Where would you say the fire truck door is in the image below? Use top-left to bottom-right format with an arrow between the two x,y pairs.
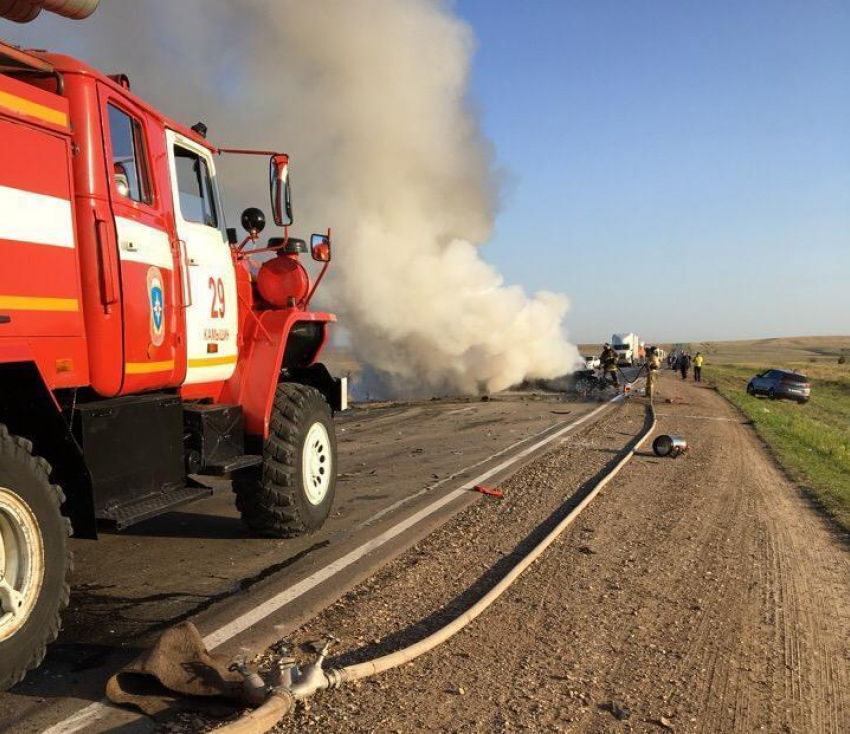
101,96 -> 181,391
166,131 -> 239,385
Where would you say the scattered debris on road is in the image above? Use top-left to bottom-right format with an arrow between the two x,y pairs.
472,484 -> 504,498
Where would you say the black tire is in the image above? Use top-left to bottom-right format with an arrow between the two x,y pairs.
0,425 -> 72,692
233,384 -> 337,538
747,384 -> 756,396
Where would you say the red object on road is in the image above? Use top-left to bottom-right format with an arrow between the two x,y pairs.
473,485 -> 504,498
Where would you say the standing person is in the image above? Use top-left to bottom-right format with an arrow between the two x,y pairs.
693,351 -> 704,382
679,351 -> 691,380
646,346 -> 661,399
600,343 -> 619,390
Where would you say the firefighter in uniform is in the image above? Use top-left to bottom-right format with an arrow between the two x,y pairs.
646,346 -> 661,399
600,343 -> 619,390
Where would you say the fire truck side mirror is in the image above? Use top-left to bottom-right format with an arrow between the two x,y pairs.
270,154 -> 293,227
310,233 -> 332,262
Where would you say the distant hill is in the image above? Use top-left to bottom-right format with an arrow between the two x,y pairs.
687,336 -> 850,365
578,336 -> 850,365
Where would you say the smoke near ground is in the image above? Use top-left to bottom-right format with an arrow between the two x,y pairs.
8,0 -> 581,395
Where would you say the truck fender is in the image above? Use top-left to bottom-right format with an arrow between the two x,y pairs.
220,310 -> 336,437
0,360 -> 96,538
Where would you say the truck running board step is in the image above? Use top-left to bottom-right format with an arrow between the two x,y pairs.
101,485 -> 214,530
200,454 -> 263,476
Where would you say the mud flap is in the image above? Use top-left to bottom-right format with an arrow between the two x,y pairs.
287,363 -> 348,412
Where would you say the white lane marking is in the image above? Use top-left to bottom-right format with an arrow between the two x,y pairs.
41,394 -> 623,734
444,405 -> 477,416
0,185 -> 74,248
41,703 -> 114,734
654,412 -> 745,423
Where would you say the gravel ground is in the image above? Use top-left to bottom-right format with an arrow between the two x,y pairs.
157,373 -> 849,733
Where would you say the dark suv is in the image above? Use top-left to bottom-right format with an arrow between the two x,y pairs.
747,369 -> 811,404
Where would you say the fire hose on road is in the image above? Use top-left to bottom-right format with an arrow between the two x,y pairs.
213,395 -> 658,733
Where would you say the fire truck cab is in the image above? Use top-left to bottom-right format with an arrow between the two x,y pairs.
0,41 -> 345,690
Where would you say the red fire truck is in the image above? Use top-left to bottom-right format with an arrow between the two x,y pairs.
0,37 -> 346,689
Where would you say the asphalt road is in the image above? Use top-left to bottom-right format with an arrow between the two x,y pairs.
0,387 -> 626,733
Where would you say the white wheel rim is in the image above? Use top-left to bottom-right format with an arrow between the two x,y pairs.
0,486 -> 44,641
302,422 -> 332,506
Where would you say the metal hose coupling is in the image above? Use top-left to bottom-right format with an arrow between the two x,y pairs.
269,649 -> 299,690
228,656 -> 271,706
323,667 -> 344,689
287,663 -> 331,699
282,635 -> 343,699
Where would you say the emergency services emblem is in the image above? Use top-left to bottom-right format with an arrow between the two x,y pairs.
147,267 -> 165,347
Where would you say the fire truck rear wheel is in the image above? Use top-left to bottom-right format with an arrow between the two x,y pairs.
0,426 -> 72,692
234,384 -> 337,538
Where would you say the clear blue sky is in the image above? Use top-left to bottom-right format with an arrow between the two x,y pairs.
456,0 -> 850,344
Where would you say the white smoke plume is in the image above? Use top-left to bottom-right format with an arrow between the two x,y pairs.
9,0 -> 581,394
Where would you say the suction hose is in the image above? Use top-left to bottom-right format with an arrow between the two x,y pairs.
216,393 -> 657,732
0,0 -> 99,22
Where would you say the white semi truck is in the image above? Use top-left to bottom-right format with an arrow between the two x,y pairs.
612,333 -> 640,366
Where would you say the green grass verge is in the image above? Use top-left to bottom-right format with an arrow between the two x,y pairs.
708,363 -> 850,532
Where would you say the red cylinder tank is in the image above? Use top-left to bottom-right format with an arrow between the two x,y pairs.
256,252 -> 310,308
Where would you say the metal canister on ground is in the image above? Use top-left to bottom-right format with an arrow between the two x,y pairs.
652,434 -> 688,458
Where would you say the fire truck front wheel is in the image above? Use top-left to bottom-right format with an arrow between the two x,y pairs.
0,426 -> 72,692
234,384 -> 337,538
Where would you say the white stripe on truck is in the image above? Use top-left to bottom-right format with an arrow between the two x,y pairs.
115,215 -> 174,270
0,185 -> 74,248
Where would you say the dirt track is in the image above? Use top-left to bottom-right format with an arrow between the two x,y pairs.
249,371 -> 850,733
